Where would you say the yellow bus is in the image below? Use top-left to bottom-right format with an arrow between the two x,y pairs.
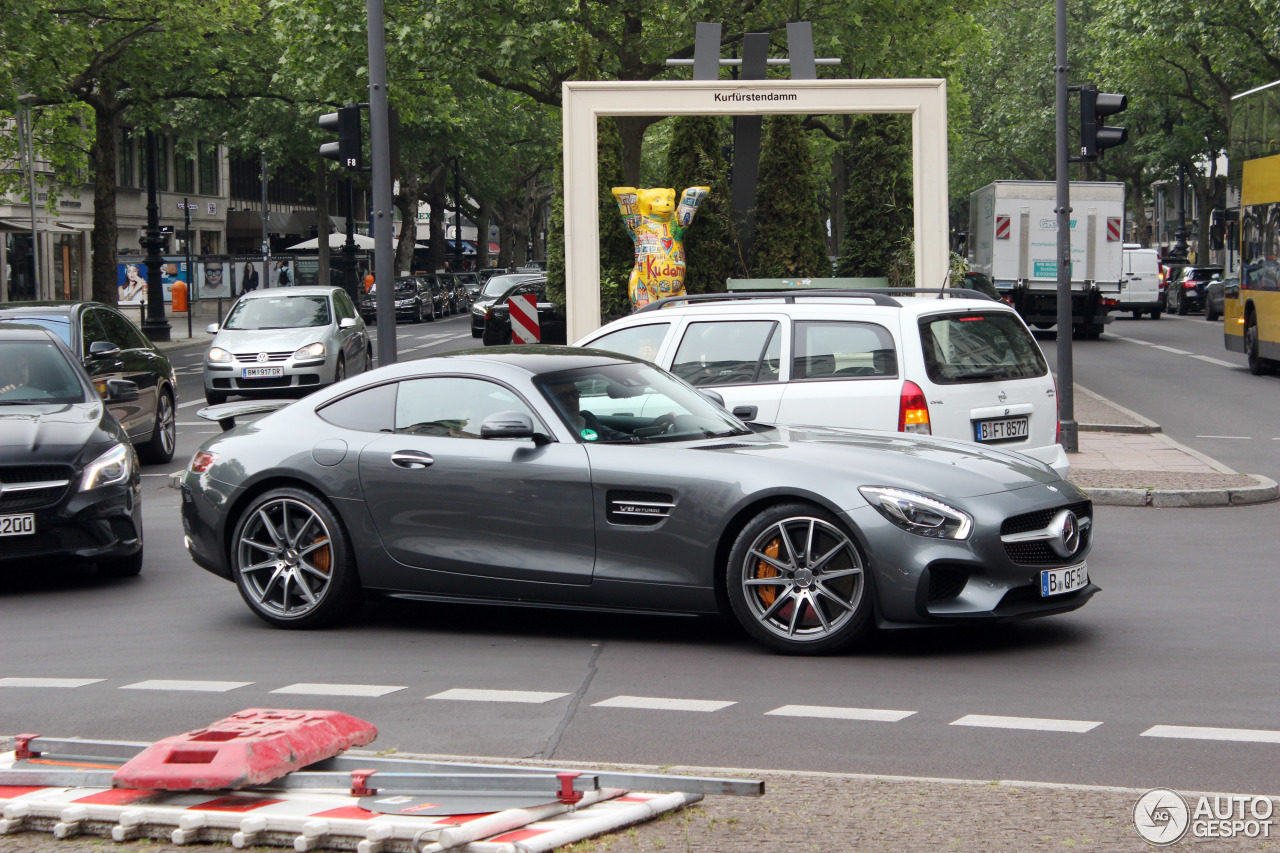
1226,79 -> 1280,374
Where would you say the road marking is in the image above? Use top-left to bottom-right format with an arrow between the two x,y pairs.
273,683 -> 406,697
1141,724 -> 1280,744
1196,435 -> 1251,440
1151,345 -> 1191,355
1191,354 -> 1240,367
428,688 -> 570,704
120,680 -> 251,692
1108,335 -> 1152,346
593,695 -> 736,712
766,704 -> 915,722
950,714 -> 1102,733
0,677 -> 104,688
177,399 -> 205,409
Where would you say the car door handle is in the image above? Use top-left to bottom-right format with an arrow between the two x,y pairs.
391,450 -> 434,469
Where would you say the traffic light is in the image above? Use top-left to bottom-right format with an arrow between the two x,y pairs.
319,104 -> 363,171
1080,85 -> 1127,160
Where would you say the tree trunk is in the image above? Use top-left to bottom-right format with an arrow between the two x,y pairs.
394,168 -> 420,274
614,116 -> 660,187
475,206 -> 490,269
1131,172 -> 1151,247
315,159 -> 331,286
90,104 -> 121,305
426,171 -> 448,273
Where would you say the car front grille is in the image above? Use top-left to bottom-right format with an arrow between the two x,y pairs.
236,376 -> 292,389
927,564 -> 968,602
1001,500 -> 1091,565
0,525 -> 99,560
233,351 -> 292,363
0,465 -> 74,512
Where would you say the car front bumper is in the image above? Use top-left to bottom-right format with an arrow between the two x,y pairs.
0,479 -> 142,565
204,356 -> 333,396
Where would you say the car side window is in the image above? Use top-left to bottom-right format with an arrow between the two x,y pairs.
333,291 -> 356,321
394,376 -> 541,439
670,320 -> 780,387
80,310 -> 110,354
586,323 -> 671,363
317,382 -> 397,432
98,308 -> 141,350
792,321 -> 897,380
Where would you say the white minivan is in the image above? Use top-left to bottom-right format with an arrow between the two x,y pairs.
575,290 -> 1069,478
1119,245 -> 1162,319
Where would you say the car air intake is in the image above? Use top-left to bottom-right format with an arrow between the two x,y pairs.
606,490 -> 674,526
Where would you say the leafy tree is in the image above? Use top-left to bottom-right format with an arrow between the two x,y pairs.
664,115 -> 738,292
837,115 -> 914,282
752,115 -> 829,278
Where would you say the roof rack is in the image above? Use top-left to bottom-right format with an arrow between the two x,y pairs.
635,287 -> 994,313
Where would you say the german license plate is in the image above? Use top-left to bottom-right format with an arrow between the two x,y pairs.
0,513 -> 35,537
242,367 -> 284,378
975,416 -> 1029,442
1041,562 -> 1088,597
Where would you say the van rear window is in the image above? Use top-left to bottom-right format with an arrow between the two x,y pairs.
918,313 -> 1047,384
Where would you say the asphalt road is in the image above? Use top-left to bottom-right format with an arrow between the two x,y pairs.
2,309 -> 1278,801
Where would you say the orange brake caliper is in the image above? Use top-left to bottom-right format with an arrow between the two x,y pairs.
312,537 -> 331,574
756,537 -> 781,607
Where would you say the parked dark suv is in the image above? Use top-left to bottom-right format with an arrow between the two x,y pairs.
1166,265 -> 1223,315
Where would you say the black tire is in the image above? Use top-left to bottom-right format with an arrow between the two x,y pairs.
1131,310 -> 1142,320
1206,304 -> 1219,322
471,326 -> 483,338
414,303 -> 423,323
725,502 -> 873,655
205,389 -> 228,406
97,546 -> 143,578
334,355 -> 347,385
1246,319 -> 1271,375
1176,289 -> 1189,315
230,487 -> 362,628
1150,308 -> 1162,320
427,303 -> 436,321
366,345 -> 374,371
138,388 -> 176,464
1085,324 -> 1103,340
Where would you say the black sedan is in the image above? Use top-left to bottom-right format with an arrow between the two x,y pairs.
1166,265 -> 1224,315
469,273 -> 542,338
482,279 -> 567,346
183,348 -> 1097,655
0,326 -> 144,576
0,301 -> 178,464
360,278 -> 432,324
1204,276 -> 1236,322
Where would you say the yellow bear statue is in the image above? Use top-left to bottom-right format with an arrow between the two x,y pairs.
612,185 -> 710,311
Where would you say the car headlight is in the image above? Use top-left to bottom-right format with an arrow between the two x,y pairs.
80,443 -> 134,491
293,342 -> 325,359
207,347 -> 232,363
859,486 -> 972,540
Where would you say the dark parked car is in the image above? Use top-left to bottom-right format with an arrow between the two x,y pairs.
482,279 -> 566,346
0,301 -> 177,464
183,348 -> 1097,654
1205,276 -> 1236,322
361,277 -> 432,324
477,268 -> 511,285
1166,265 -> 1223,315
0,326 -> 145,576
437,273 -> 473,315
957,271 -> 1010,304
470,273 -> 542,337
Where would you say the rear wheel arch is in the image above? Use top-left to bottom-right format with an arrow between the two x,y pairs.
221,476 -> 352,572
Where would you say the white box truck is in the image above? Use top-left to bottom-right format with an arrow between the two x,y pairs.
968,181 -> 1125,338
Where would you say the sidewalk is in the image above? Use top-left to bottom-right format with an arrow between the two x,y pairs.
1067,385 -> 1277,507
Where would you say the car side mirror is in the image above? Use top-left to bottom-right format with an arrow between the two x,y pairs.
103,379 -> 139,403
339,317 -> 358,329
698,388 -> 726,409
481,410 -> 550,445
206,323 -> 220,334
88,340 -> 121,359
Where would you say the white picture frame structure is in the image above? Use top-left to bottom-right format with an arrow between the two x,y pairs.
562,78 -> 949,341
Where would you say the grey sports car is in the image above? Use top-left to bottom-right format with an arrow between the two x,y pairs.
181,347 -> 1097,654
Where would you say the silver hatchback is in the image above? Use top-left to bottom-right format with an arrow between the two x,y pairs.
203,286 -> 371,404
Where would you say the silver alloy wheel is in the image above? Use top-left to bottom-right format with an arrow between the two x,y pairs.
158,393 -> 175,455
236,498 -> 334,619
738,516 -> 863,643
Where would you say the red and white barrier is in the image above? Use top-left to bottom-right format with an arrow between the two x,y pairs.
508,294 -> 540,344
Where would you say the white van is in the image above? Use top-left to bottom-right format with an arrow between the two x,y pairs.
1119,245 -> 1162,319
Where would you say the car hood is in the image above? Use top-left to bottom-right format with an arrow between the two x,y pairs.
717,425 -> 1062,499
0,401 -> 121,457
212,327 -> 332,353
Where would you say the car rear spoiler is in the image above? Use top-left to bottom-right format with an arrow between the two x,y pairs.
196,399 -> 294,431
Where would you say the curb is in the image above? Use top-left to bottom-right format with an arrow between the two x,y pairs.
1082,474 -> 1279,507
1074,387 -> 1161,434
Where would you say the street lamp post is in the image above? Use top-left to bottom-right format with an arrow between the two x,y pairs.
1169,164 -> 1190,263
453,157 -> 463,273
140,130 -> 171,342
342,179 -> 358,302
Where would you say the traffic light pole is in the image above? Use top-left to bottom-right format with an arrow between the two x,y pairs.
1054,0 -> 1076,452
366,0 -> 396,366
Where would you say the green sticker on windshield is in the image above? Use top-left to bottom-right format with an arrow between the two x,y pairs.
580,428 -> 598,441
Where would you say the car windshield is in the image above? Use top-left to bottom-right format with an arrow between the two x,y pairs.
1185,267 -> 1222,280
0,340 -> 87,405
535,361 -> 751,444
393,281 -> 418,295
918,311 -> 1047,384
0,315 -> 72,346
482,274 -> 538,297
223,295 -> 331,330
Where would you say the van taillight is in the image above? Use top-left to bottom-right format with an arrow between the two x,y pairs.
898,381 -> 930,435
